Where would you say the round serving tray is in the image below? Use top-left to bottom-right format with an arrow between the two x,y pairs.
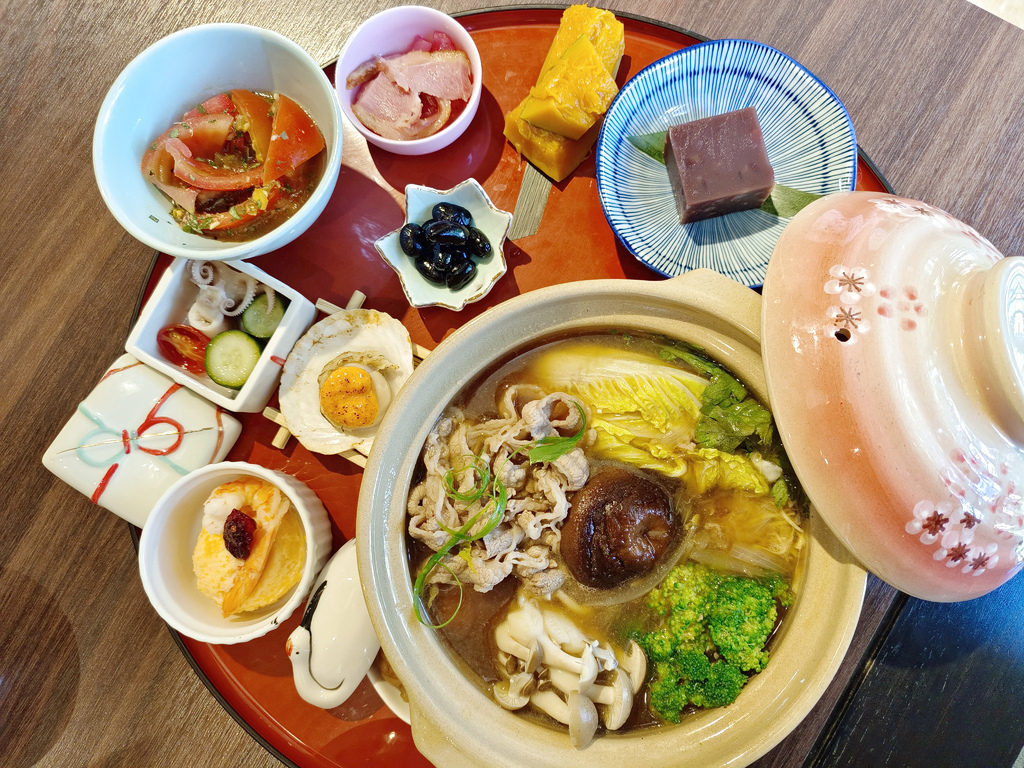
131,8 -> 892,767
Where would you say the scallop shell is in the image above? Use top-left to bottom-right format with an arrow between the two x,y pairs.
279,309 -> 414,454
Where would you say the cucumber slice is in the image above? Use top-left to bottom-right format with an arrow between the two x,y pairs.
205,330 -> 261,389
241,294 -> 287,339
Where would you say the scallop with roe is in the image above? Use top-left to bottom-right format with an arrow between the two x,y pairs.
279,309 -> 414,455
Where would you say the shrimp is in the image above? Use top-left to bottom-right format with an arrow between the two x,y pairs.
202,476 -> 291,617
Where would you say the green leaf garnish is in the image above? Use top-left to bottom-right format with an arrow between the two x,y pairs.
527,401 -> 588,463
627,129 -> 824,217
760,185 -> 823,218
626,130 -> 666,164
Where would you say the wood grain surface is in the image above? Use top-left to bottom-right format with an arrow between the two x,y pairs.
3,2 -> 1023,767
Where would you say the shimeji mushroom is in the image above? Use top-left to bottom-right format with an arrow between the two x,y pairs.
491,591 -> 648,750
494,671 -> 535,710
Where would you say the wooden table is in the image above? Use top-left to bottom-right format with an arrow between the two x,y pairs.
4,1 -> 1023,767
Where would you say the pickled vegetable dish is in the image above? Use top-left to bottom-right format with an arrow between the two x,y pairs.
141,90 -> 325,241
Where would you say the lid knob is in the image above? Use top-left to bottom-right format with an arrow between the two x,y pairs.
963,257 -> 1024,444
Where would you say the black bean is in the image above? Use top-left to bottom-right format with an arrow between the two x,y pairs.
431,243 -> 462,272
423,219 -> 469,246
431,202 -> 473,227
399,223 -> 426,258
466,227 -> 492,258
446,258 -> 477,290
414,255 -> 447,285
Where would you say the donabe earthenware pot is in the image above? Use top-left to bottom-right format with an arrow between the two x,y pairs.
357,269 -> 866,768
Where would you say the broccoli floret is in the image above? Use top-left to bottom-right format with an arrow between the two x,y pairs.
708,576 -> 778,672
647,652 -> 747,721
636,561 -> 791,722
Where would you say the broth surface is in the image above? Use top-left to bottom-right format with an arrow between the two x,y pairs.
407,329 -> 806,734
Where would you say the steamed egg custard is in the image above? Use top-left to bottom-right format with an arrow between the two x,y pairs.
280,309 -> 414,455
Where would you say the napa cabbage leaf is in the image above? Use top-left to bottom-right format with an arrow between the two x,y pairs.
533,341 -> 781,497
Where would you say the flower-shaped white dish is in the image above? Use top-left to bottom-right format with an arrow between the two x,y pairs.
42,353 -> 241,528
138,461 -> 332,645
374,179 -> 511,311
335,6 -> 483,156
94,23 -> 343,261
126,258 -> 316,413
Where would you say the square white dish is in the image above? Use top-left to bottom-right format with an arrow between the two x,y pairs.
126,258 -> 316,412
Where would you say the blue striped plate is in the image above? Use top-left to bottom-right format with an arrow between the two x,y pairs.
595,39 -> 857,287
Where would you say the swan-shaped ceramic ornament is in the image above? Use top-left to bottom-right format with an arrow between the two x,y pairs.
285,539 -> 380,708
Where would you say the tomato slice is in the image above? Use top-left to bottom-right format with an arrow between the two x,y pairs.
157,324 -> 210,374
166,139 -> 264,191
142,113 -> 235,179
262,95 -> 325,184
230,89 -> 273,162
181,93 -> 237,121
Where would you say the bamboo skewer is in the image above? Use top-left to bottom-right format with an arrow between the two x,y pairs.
262,291 -> 430,466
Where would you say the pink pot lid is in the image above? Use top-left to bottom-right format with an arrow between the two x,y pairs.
762,191 -> 1024,602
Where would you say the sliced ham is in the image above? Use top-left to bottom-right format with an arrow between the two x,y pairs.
351,73 -> 426,140
378,50 -> 472,101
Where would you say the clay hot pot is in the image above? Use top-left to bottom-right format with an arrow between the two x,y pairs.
356,269 -> 865,768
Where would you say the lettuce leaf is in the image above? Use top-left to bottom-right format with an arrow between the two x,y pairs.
661,346 -> 773,453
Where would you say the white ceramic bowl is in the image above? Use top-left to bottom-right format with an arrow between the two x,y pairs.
335,6 -> 483,155
373,179 -> 511,310
94,23 -> 343,261
357,269 -> 867,768
125,258 -> 316,413
139,461 -> 332,645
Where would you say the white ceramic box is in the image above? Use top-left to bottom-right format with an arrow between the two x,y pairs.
42,353 -> 242,527
126,257 -> 316,412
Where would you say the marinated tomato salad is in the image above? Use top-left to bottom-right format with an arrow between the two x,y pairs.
141,90 -> 325,241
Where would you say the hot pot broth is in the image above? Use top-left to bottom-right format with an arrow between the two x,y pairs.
406,330 -> 806,740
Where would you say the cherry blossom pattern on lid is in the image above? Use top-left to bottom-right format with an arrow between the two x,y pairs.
905,446 -> 1024,576
871,196 -> 1003,258
877,285 -> 927,331
825,264 -> 875,343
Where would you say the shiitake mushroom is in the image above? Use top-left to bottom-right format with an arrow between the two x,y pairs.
561,468 -> 676,588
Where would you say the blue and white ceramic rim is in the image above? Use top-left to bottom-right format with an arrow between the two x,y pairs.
595,38 -> 857,287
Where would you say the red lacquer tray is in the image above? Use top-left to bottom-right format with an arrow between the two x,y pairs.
135,8 -> 891,768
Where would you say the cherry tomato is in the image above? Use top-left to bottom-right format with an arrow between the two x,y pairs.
157,324 -> 209,374
262,94 -> 325,184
